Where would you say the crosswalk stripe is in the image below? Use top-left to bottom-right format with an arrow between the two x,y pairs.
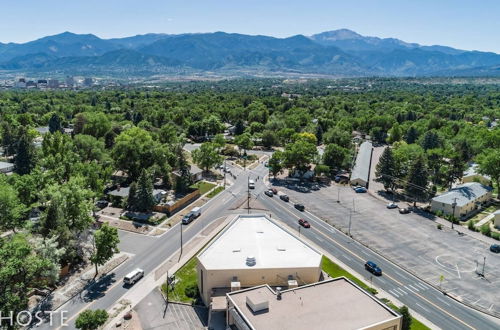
408,284 -> 419,292
416,282 -> 429,290
396,288 -> 407,295
389,290 -> 399,298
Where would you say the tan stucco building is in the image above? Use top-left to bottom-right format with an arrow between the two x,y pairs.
431,182 -> 493,219
196,214 -> 322,306
227,277 -> 402,330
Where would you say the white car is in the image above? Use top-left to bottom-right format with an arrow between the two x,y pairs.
386,202 -> 398,209
124,268 -> 144,285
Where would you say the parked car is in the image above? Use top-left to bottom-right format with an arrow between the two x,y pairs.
311,184 -> 320,191
95,200 -> 109,209
335,175 -> 349,183
264,190 -> 274,197
124,268 -> 144,285
386,202 -> 398,209
354,187 -> 367,193
298,186 -> 310,193
294,203 -> 305,211
182,213 -> 195,224
298,218 -> 310,228
364,261 -> 382,276
271,188 -> 278,194
279,194 -> 289,202
490,244 -> 500,253
399,207 -> 411,214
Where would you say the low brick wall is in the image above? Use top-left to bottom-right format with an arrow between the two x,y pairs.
154,189 -> 200,216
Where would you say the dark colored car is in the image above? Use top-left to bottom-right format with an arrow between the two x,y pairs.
490,244 -> 500,253
311,184 -> 320,191
182,213 -> 194,225
280,194 -> 289,202
399,207 -> 411,214
294,203 -> 305,211
335,175 -> 349,184
264,190 -> 274,197
354,187 -> 367,193
95,200 -> 109,209
271,188 -> 278,194
365,261 -> 382,276
298,218 -> 310,228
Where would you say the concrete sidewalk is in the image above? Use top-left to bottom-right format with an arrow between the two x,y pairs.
105,215 -> 234,329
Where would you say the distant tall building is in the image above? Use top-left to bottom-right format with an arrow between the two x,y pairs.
83,77 -> 93,87
48,79 -> 60,89
15,78 -> 26,88
37,79 -> 48,88
65,76 -> 75,88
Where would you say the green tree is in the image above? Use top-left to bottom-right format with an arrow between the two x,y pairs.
175,145 -> 192,193
90,224 -> 120,276
322,143 -> 349,171
235,133 -> 254,155
405,126 -> 418,144
136,170 -> 156,213
399,306 -> 412,330
261,130 -> 278,149
48,113 -> 62,134
284,139 -> 318,172
375,147 -> 397,190
30,235 -> 66,283
0,179 -> 25,232
126,181 -> 139,211
14,128 -> 36,175
387,123 -> 402,144
81,112 -> 111,138
112,127 -> 167,181
268,150 -> 284,178
406,155 -> 429,203
75,309 -> 109,330
421,131 -> 440,151
192,142 -> 223,172
477,148 -> 500,197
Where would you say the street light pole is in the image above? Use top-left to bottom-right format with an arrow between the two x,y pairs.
482,256 -> 486,277
337,186 -> 340,203
247,175 -> 250,214
179,223 -> 183,261
451,197 -> 457,230
348,209 -> 352,237
223,158 -> 227,189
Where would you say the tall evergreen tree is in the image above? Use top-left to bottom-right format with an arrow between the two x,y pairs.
136,170 -> 156,213
421,131 -> 440,151
399,306 -> 413,330
14,129 -> 36,175
405,126 -> 418,144
406,155 -> 429,203
375,147 -> 397,190
175,145 -> 192,193
48,113 -> 62,134
126,182 -> 138,211
315,124 -> 323,145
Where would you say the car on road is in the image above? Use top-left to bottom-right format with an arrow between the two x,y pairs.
311,184 -> 320,191
399,207 -> 411,214
386,202 -> 398,209
182,213 -> 195,224
354,187 -> 367,193
294,203 -> 305,211
279,194 -> 289,202
364,261 -> 382,276
264,190 -> 274,197
271,188 -> 278,194
298,218 -> 310,228
124,268 -> 144,285
490,244 -> 500,253
248,179 -> 255,189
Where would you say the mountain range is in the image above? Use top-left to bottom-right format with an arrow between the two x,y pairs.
1,29 -> 499,78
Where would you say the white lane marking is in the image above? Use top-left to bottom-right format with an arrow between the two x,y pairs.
405,286 -> 417,294
389,290 -> 399,298
396,288 -> 407,295
416,282 -> 429,290
488,304 -> 494,311
377,278 -> 386,284
473,298 -> 482,304
408,284 -> 419,292
394,270 -> 405,278
316,237 -> 325,243
436,297 -> 451,306
342,254 -> 352,261
416,303 -> 430,313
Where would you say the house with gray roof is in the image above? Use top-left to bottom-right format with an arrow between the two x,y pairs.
107,186 -> 166,203
350,141 -> 373,187
462,163 -> 491,185
0,161 -> 14,174
431,182 -> 493,219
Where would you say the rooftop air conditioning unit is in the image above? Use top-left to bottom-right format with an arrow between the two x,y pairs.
288,280 -> 298,289
246,294 -> 269,313
231,281 -> 241,292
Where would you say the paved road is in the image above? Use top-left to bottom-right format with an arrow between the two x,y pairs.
35,158 -> 499,330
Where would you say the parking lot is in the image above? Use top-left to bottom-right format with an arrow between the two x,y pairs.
271,179 -> 500,316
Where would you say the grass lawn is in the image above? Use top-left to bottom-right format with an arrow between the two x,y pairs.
207,186 -> 224,198
161,256 -> 201,304
190,181 -> 216,195
322,256 -> 377,294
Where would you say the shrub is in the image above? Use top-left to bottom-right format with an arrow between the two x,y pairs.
481,223 -> 491,237
437,224 -> 443,230
491,232 -> 500,240
184,282 -> 199,298
468,220 -> 475,230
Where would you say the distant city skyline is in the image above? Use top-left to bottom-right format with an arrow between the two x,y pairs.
1,0 -> 499,53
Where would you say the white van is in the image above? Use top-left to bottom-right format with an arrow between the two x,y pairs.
248,179 -> 255,189
124,268 -> 144,285
190,207 -> 201,218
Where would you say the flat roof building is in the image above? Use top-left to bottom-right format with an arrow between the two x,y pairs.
227,277 -> 402,330
197,214 -> 322,306
462,163 -> 491,185
431,182 -> 493,219
350,141 -> 373,187
0,161 -> 14,174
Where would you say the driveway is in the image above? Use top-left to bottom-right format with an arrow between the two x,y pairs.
270,179 -> 500,316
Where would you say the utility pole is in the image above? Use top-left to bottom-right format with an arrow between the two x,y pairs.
337,187 -> 340,203
451,197 -> 457,230
348,208 -> 352,237
223,158 -> 227,189
247,175 -> 250,214
298,225 -> 301,237
352,198 -> 355,213
482,256 -> 486,277
179,223 -> 183,262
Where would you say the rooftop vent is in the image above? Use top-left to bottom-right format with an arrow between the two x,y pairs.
246,294 -> 269,313
232,248 -> 241,253
276,287 -> 282,300
246,256 -> 256,267
277,247 -> 286,251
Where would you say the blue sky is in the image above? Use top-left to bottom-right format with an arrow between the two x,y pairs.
1,0 -> 499,53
